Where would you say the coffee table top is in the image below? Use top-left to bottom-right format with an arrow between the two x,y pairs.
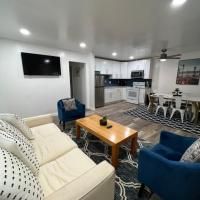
76,114 -> 138,146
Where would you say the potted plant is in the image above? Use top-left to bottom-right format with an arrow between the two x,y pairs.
100,116 -> 108,126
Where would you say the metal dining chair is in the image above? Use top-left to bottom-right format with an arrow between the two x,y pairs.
170,96 -> 185,123
155,96 -> 169,118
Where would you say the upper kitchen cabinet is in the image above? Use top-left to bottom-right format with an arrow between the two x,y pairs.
120,62 -> 128,78
95,58 -> 113,75
112,61 -> 121,78
127,59 -> 151,79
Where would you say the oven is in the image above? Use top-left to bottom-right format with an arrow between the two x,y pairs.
126,82 -> 146,104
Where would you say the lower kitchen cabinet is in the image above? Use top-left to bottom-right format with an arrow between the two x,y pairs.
105,87 -> 126,103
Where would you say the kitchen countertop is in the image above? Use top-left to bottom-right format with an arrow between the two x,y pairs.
105,86 -> 129,88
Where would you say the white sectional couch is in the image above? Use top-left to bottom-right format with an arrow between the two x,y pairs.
25,115 -> 115,200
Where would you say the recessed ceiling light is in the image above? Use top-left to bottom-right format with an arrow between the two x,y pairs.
112,52 -> 117,57
171,0 -> 187,7
19,28 -> 31,36
44,59 -> 50,63
80,42 -> 87,48
129,56 -> 134,59
103,61 -> 107,64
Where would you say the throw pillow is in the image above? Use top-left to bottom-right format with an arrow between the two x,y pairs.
181,138 -> 200,162
0,128 -> 40,176
0,113 -> 34,140
0,120 -> 32,147
62,98 -> 77,111
0,147 -> 44,200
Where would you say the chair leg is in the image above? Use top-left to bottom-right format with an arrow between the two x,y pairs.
180,111 -> 185,123
170,109 -> 175,120
155,107 -> 160,116
62,122 -> 65,131
163,108 -> 167,118
138,183 -> 145,197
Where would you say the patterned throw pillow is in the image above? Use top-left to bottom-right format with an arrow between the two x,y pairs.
0,121 -> 39,175
0,113 -> 34,140
181,138 -> 200,162
62,98 -> 77,111
0,120 -> 32,147
0,147 -> 44,200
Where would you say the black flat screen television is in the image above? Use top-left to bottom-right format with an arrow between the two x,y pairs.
21,52 -> 61,76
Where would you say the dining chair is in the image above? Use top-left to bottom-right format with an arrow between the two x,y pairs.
170,96 -> 185,123
155,96 -> 169,118
147,94 -> 158,111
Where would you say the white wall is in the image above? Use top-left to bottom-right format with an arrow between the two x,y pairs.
0,39 -> 95,117
152,52 -> 200,96
70,62 -> 86,104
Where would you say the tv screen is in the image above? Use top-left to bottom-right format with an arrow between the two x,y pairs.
21,52 -> 61,76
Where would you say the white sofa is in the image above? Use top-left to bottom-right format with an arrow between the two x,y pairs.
24,115 -> 115,200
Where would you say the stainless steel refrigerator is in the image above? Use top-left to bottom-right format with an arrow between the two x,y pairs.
95,75 -> 105,108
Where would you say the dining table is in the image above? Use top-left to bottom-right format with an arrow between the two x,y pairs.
148,93 -> 200,124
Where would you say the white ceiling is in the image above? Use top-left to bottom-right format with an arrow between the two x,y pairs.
0,0 -> 200,60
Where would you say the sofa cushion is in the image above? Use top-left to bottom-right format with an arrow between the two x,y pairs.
62,98 -> 77,111
152,144 -> 182,161
0,113 -> 34,139
31,123 -> 77,166
181,138 -> 200,163
0,147 -> 44,200
0,120 -> 32,147
0,129 -> 40,176
39,148 -> 96,197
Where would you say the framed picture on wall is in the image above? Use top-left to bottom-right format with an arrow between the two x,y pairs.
176,59 -> 200,85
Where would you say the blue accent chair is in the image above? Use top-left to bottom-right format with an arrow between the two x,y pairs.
138,131 -> 200,200
57,98 -> 85,130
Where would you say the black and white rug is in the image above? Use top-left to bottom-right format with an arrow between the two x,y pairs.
65,125 -> 154,200
125,106 -> 200,136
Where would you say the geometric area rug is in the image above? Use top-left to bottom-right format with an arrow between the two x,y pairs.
125,105 -> 200,136
65,124 -> 154,200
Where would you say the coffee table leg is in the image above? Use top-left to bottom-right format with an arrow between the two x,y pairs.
112,145 -> 119,168
76,124 -> 81,139
131,134 -> 138,155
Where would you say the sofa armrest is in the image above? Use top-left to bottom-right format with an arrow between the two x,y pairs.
45,161 -> 115,200
24,114 -> 56,128
160,131 -> 197,154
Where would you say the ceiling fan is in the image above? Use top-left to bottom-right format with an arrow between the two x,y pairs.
157,49 -> 181,62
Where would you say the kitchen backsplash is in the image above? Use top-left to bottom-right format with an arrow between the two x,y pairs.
104,78 -> 152,87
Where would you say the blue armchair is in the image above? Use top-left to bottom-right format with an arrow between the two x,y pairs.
57,98 -> 85,130
138,131 -> 200,200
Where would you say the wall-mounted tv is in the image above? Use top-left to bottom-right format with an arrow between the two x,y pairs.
21,52 -> 61,76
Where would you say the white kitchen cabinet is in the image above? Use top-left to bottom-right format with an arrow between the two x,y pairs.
105,87 -> 123,103
122,87 -> 127,100
112,61 -> 121,78
120,62 -> 128,78
127,59 -> 151,79
95,59 -> 113,75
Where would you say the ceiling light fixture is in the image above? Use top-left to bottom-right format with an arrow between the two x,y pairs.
129,56 -> 134,60
80,42 -> 87,48
160,59 -> 167,62
171,0 -> 187,7
19,28 -> 31,36
44,59 -> 50,63
112,52 -> 117,57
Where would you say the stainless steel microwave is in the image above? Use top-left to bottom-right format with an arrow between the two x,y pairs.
131,70 -> 144,79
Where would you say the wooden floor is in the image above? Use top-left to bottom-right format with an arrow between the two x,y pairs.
88,101 -> 192,144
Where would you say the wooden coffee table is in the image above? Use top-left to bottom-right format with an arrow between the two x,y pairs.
76,114 -> 138,168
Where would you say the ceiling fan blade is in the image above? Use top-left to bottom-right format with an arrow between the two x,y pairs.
166,57 -> 181,60
167,54 -> 182,58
